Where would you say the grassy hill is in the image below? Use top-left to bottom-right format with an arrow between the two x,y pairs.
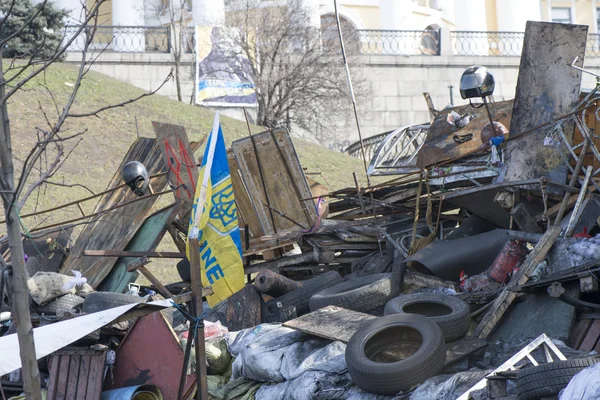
6,63 -> 374,284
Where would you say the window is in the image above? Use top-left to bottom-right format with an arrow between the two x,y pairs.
597,7 -> 600,31
551,7 -> 572,24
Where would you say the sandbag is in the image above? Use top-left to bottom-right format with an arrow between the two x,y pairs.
28,272 -> 93,305
409,369 -> 492,400
558,361 -> 600,399
206,338 -> 232,375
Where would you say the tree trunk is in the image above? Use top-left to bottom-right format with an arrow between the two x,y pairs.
0,63 -> 42,400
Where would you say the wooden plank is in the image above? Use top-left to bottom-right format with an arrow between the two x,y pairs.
85,250 -> 184,258
473,225 -> 562,339
86,352 -> 105,400
98,203 -> 180,293
46,354 -> 61,399
284,306 -> 486,366
504,22 -> 587,188
417,100 -> 514,169
65,355 -> 80,400
405,269 -> 460,291
228,149 -> 265,243
231,128 -> 316,235
76,355 -> 91,399
152,122 -> 199,228
580,320 -> 600,351
55,354 -> 71,400
511,203 -> 542,233
61,138 -> 170,288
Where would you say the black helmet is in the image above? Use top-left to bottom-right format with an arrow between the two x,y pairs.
122,161 -> 149,197
460,66 -> 495,100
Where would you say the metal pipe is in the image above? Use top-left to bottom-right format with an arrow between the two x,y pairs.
565,165 -> 593,237
333,0 -> 371,187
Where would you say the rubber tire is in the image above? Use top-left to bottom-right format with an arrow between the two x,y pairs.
36,294 -> 85,315
346,313 -> 446,395
309,273 -> 400,313
384,293 -> 470,342
266,271 -> 342,315
516,358 -> 600,400
82,292 -> 144,314
177,259 -> 191,283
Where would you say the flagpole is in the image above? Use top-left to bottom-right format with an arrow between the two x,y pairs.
188,112 -> 220,400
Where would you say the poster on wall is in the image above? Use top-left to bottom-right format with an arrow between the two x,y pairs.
195,26 -> 257,107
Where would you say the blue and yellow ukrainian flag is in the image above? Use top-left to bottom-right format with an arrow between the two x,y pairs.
187,112 -> 244,307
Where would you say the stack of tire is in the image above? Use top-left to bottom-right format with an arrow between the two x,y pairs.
345,292 -> 471,395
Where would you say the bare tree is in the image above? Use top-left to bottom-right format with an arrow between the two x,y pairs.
0,1 -> 172,397
146,0 -> 196,103
205,0 -> 371,143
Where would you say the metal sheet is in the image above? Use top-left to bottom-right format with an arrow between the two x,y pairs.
405,229 -> 541,281
504,21 -> 587,186
98,203 -> 180,293
105,312 -> 195,400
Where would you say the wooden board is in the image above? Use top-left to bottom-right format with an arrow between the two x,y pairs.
227,149 -> 265,244
417,100 -> 513,169
61,138 -> 169,288
284,306 -> 487,366
579,320 -> 600,351
47,348 -> 107,400
97,202 -> 180,293
571,319 -> 593,349
473,225 -> 562,339
152,122 -> 199,228
232,128 -> 317,235
105,311 -> 196,399
504,22 -> 588,187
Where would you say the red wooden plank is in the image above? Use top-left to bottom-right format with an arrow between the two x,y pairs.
65,355 -> 80,400
55,355 -> 71,400
76,355 -> 91,399
580,320 -> 600,351
571,319 -> 593,350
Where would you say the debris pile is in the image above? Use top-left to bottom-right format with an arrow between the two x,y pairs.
3,20 -> 600,400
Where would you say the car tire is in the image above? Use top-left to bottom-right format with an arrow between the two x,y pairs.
384,293 -> 470,342
82,292 -> 144,314
346,313 -> 446,395
309,273 -> 400,313
266,271 -> 342,315
36,294 -> 85,315
516,358 -> 600,400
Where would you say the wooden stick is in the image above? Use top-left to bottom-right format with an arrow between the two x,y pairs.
473,225 -> 562,339
188,238 -> 209,400
410,172 -> 424,250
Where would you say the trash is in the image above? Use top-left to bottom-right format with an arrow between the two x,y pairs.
446,111 -> 473,128
60,270 -> 87,292
102,385 -> 163,400
206,337 -> 232,375
27,271 -> 93,306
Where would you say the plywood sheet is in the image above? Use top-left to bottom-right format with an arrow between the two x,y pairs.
232,129 -> 317,235
504,22 -> 587,186
61,138 -> 169,288
417,100 -> 513,169
152,122 -> 199,227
